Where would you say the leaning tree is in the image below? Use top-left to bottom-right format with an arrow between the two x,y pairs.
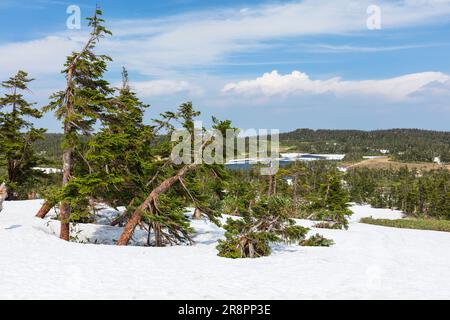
36,8 -> 113,240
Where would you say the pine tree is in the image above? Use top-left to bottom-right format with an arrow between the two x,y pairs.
43,8 -> 113,240
217,196 -> 309,258
309,171 -> 352,229
82,67 -> 154,208
0,71 -> 46,199
223,170 -> 258,215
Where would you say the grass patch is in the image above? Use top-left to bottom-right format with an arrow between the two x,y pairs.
360,217 -> 450,232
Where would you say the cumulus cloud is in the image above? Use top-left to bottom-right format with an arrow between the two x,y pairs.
413,78 -> 450,97
222,70 -> 450,101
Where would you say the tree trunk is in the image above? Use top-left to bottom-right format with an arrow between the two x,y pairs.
0,183 -> 7,212
36,201 -> 53,218
6,92 -> 18,201
293,175 -> 298,209
58,116 -> 73,240
154,223 -> 162,247
59,203 -> 71,241
146,224 -> 152,246
267,175 -> 275,197
53,24 -> 97,240
192,207 -> 202,220
6,160 -> 17,200
60,143 -> 72,241
117,163 -> 196,246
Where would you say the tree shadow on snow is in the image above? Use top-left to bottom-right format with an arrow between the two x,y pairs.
4,224 -> 21,230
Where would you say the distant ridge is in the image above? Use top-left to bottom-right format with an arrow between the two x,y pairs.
278,128 -> 450,163
35,129 -> 450,164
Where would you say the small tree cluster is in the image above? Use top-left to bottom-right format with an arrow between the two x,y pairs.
346,167 -> 449,219
225,162 -> 353,229
0,71 -> 46,199
34,8 -> 235,246
300,233 -> 334,247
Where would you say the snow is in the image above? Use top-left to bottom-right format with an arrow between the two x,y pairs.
310,154 -> 346,161
279,153 -> 346,161
349,204 -> 404,222
32,167 -> 62,174
0,200 -> 449,299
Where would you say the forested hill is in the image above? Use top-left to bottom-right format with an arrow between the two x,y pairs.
34,133 -> 168,164
35,129 -> 450,164
279,129 -> 450,163
34,133 -> 64,164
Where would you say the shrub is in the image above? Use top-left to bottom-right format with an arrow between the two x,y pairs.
300,233 -> 335,247
313,221 -> 343,229
360,217 -> 450,232
217,196 -> 309,258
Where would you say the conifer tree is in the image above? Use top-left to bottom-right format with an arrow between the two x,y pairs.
42,8 -> 113,240
83,67 -> 154,208
300,233 -> 334,247
0,71 -> 46,199
309,172 -> 352,229
223,170 -> 258,215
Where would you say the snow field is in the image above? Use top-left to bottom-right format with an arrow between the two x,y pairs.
0,200 -> 449,299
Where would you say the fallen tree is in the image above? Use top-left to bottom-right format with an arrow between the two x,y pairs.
117,163 -> 197,246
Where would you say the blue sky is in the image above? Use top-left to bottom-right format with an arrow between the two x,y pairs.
1,0 -> 450,132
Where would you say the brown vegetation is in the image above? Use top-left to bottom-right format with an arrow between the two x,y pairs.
343,157 -> 450,171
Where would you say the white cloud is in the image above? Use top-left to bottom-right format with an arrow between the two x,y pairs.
296,43 -> 442,53
131,80 -> 203,98
413,78 -> 450,97
1,0 -> 450,100
0,35 -> 82,79
2,0 -> 449,78
222,70 -> 450,101
103,0 -> 450,74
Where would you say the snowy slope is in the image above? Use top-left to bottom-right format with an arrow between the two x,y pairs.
0,200 -> 449,299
